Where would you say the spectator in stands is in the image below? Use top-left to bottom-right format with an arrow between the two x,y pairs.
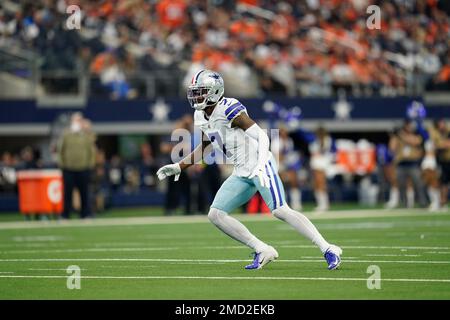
57,112 -> 96,219
90,51 -> 137,100
3,0 -> 448,97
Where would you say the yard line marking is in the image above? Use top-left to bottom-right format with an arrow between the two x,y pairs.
0,258 -> 449,264
276,245 -> 450,250
2,247 -> 179,254
425,251 -> 450,254
12,236 -> 66,242
0,208 -> 446,230
300,256 -> 360,259
28,268 -> 87,271
278,220 -> 450,230
0,275 -> 449,284
99,265 -> 157,269
2,244 -> 450,255
168,262 -> 228,265
365,254 -> 421,257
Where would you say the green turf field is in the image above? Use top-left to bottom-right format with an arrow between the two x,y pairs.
0,208 -> 449,299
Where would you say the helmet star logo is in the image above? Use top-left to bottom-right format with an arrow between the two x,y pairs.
209,74 -> 220,80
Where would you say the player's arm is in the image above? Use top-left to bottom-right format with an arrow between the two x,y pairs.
232,112 -> 271,187
179,135 -> 211,170
157,134 -> 211,181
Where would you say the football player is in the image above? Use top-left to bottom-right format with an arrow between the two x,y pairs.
157,70 -> 342,270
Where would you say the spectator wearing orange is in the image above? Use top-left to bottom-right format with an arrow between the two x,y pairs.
156,0 -> 187,30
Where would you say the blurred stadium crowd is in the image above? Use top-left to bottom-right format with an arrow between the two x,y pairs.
0,0 -> 449,99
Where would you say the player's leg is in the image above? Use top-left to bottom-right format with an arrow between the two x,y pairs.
396,165 -> 408,207
256,159 -> 342,270
287,170 -> 302,211
209,175 -> 269,253
406,176 -> 416,208
313,169 -> 329,211
384,164 -> 399,209
423,168 -> 440,211
439,162 -> 450,209
62,170 -> 74,219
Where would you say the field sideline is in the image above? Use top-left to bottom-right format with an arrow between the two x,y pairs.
0,208 -> 449,299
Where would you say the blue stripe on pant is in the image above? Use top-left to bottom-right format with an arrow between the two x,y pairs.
211,160 -> 286,213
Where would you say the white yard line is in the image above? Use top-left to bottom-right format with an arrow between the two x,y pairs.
425,251 -> 450,254
28,268 -> 87,271
365,254 -> 421,257
0,209 -> 445,230
2,247 -> 179,254
0,258 -> 449,264
3,244 -> 450,255
276,245 -> 450,250
0,274 -> 449,284
277,220 -> 450,230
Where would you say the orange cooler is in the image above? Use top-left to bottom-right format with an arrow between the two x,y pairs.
17,169 -> 63,215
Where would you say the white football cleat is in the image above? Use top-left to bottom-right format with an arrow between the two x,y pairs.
245,246 -> 279,270
324,244 -> 343,270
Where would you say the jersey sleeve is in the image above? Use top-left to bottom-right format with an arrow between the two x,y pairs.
223,99 -> 247,128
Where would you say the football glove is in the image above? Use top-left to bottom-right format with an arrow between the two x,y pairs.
157,163 -> 181,181
249,166 -> 271,189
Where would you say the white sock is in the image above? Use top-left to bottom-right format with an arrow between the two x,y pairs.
386,187 -> 399,208
289,188 -> 302,209
273,205 -> 330,253
208,208 -> 268,252
389,187 -> 399,204
407,189 -> 415,208
314,191 -> 329,209
428,187 -> 440,208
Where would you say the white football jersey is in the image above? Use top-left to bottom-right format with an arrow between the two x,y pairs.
194,97 -> 259,177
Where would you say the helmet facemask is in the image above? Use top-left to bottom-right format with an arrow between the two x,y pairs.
187,86 -> 212,110
187,70 -> 224,110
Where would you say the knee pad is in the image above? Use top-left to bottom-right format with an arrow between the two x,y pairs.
208,208 -> 227,225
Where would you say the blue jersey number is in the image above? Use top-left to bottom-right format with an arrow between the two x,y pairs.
208,131 -> 232,158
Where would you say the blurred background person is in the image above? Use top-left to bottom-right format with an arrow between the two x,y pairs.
378,137 -> 399,209
57,113 -> 96,219
389,120 -> 427,208
309,127 -> 335,212
421,123 -> 440,212
433,119 -> 450,210
91,148 -> 110,213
